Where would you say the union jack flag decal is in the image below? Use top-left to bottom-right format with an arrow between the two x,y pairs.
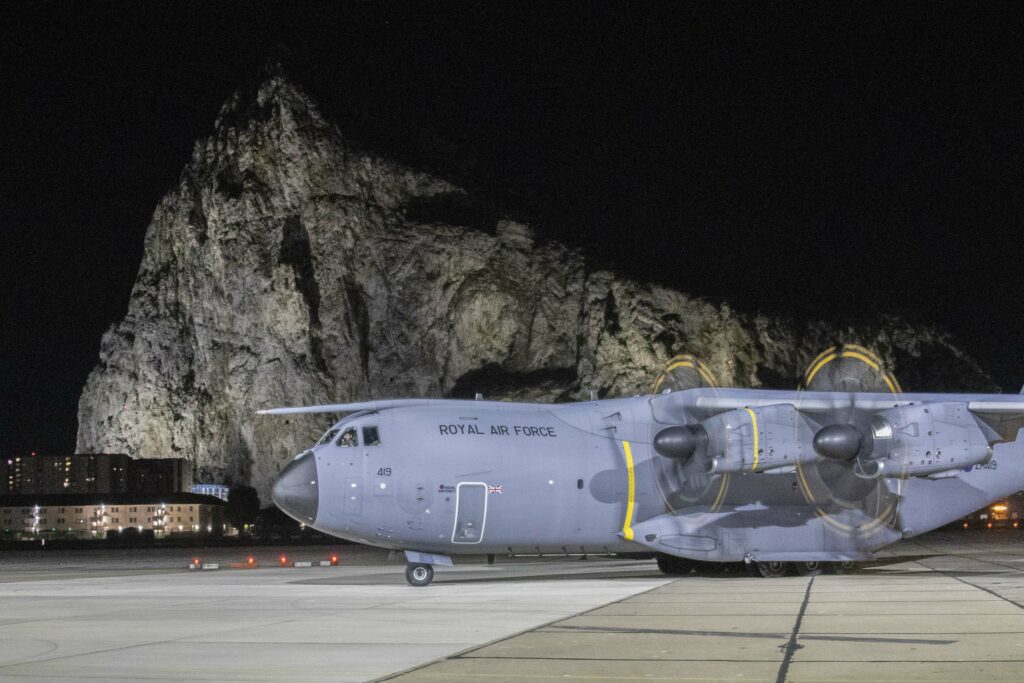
488,485 -> 503,494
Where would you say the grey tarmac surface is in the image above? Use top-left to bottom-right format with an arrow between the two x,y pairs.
1,532 -> 1023,682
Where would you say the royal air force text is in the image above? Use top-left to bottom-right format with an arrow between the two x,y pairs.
438,424 -> 557,438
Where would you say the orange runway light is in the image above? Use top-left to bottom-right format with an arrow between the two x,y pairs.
987,522 -> 993,529
963,522 -> 969,528
247,555 -> 256,566
192,557 -> 201,566
1015,522 -> 1020,529
330,554 -> 339,566
279,554 -> 289,566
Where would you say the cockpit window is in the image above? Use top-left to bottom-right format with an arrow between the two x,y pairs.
363,426 -> 381,446
318,429 -> 339,446
336,428 -> 358,448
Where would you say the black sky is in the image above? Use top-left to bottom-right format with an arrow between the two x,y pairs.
1,2 -> 1022,457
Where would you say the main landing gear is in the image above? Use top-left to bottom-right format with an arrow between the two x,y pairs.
656,555 -> 696,575
654,554 -> 858,578
405,563 -> 434,587
755,560 -> 857,577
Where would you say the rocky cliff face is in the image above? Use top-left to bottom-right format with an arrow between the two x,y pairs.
77,73 -> 997,501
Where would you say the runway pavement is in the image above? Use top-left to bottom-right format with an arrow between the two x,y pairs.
0,532 -> 1023,682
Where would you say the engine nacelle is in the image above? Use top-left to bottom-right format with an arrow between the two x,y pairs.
704,404 -> 818,474
862,402 -> 991,478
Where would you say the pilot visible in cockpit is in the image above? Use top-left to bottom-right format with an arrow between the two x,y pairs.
338,428 -> 357,447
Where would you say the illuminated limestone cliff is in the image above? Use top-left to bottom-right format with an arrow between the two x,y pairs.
77,72 -> 996,500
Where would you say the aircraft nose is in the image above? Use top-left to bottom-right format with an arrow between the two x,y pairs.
271,450 -> 319,524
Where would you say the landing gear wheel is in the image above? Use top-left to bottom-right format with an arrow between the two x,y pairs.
828,561 -> 856,574
756,560 -> 792,578
405,563 -> 434,587
656,555 -> 695,575
795,561 -> 824,576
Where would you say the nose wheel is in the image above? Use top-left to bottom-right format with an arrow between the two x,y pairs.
405,563 -> 434,587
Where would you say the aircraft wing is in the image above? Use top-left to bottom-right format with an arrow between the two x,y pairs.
652,388 -> 1024,442
658,388 -> 1024,413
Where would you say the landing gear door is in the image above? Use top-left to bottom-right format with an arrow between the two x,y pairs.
452,482 -> 488,544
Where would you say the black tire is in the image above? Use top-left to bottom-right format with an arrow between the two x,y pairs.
828,560 -> 857,574
405,563 -> 434,587
795,561 -> 824,576
656,555 -> 695,575
756,560 -> 791,578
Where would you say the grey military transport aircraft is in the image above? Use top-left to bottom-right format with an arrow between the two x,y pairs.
262,346 -> 1024,585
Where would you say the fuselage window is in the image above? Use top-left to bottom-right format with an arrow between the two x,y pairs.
337,428 -> 359,447
363,426 -> 381,446
319,429 -> 340,446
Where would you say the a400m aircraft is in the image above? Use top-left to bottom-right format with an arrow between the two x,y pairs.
262,345 -> 1024,586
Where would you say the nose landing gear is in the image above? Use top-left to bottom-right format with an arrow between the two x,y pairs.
405,563 -> 434,587
401,551 -> 453,586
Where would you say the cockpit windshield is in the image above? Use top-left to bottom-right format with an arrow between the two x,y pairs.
318,428 -> 340,446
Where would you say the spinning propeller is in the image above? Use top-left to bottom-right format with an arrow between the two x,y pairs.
794,344 -> 902,530
648,345 -> 907,534
649,355 -> 730,512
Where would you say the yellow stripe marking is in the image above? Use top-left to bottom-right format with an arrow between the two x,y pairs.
695,363 -> 718,388
622,441 -> 636,541
804,350 -> 891,387
655,356 -> 720,393
803,352 -> 838,386
837,351 -> 880,370
844,344 -> 883,364
744,408 -> 759,471
882,370 -> 902,393
804,346 -> 837,380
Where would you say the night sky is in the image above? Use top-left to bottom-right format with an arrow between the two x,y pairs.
2,2 -> 1022,457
